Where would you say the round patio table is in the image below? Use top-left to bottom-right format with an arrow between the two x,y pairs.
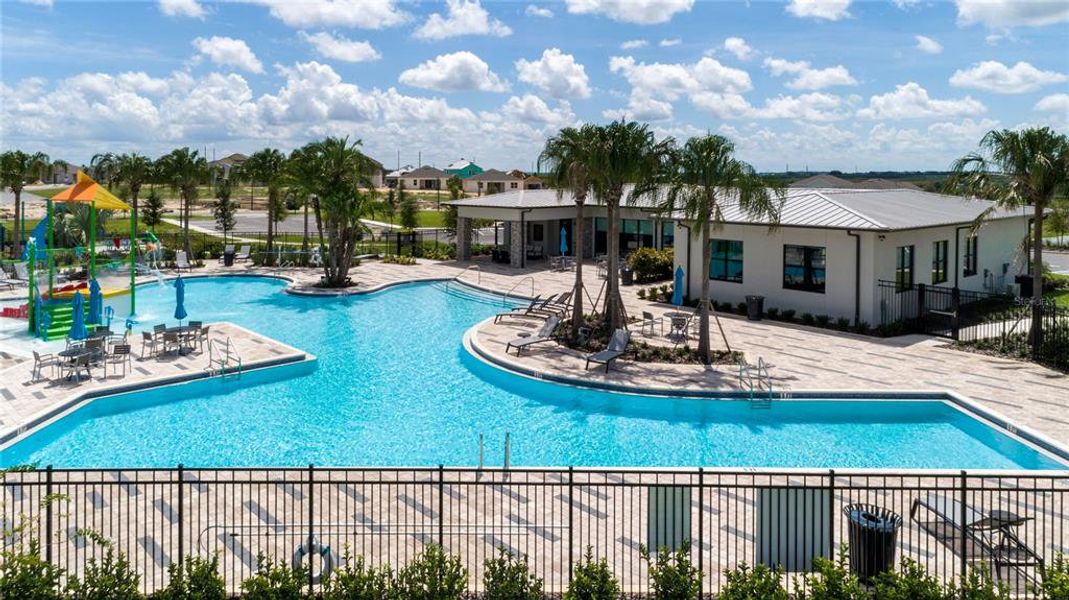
664,311 -> 692,342
163,325 -> 199,355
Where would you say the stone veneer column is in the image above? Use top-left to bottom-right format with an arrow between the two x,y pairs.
456,216 -> 472,261
509,221 -> 524,268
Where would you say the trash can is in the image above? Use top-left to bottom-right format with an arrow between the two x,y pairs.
621,266 -> 634,286
842,504 -> 901,582
223,249 -> 235,267
746,295 -> 764,321
1015,274 -> 1033,298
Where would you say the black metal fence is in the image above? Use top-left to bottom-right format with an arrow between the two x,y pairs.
2,467 -> 1066,596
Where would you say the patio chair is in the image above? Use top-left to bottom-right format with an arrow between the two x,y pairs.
32,350 -> 60,382
104,344 -> 132,378
141,331 -> 161,359
639,311 -> 664,337
84,337 -> 107,364
162,331 -> 181,356
585,328 -> 631,373
175,250 -> 193,272
63,354 -> 92,382
194,325 -> 210,353
493,295 -> 547,323
235,245 -> 252,262
505,316 -> 560,356
910,494 -> 1044,583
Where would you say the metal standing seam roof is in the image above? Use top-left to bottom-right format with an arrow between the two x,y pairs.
450,187 -> 1028,231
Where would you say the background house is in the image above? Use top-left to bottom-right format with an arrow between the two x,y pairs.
462,169 -> 523,195
445,158 -> 483,180
385,164 -> 416,188
403,165 -> 450,190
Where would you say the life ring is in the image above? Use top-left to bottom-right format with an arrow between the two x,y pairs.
292,539 -> 336,584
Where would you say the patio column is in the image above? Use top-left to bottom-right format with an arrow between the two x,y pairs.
508,221 -> 523,268
582,217 -> 594,258
456,216 -> 472,261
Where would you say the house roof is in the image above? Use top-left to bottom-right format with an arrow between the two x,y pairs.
789,174 -> 855,189
790,174 -> 922,191
386,164 -> 416,178
450,187 -> 1029,231
464,168 -> 521,182
208,153 -> 248,167
405,165 -> 449,178
446,159 -> 478,170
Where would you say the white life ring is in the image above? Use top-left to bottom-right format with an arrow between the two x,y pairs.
292,539 -> 336,584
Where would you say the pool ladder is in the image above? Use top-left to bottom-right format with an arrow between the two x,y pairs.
477,432 -> 511,474
738,357 -> 773,408
206,336 -> 243,379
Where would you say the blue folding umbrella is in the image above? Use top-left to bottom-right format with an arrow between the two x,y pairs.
672,265 -> 685,307
174,276 -> 188,325
68,291 -> 88,340
559,226 -> 569,255
87,279 -> 103,324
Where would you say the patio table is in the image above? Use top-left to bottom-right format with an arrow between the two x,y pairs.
164,325 -> 198,355
58,347 -> 93,381
664,311 -> 692,342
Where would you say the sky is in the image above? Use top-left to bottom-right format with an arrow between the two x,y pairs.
1,0 -> 1067,173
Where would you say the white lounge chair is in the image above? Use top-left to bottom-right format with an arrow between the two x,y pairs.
175,250 -> 193,272
235,245 -> 252,262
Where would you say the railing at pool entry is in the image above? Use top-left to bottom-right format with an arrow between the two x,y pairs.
1,467 -> 1066,597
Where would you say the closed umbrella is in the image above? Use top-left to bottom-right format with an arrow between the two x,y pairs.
559,226 -> 569,256
174,276 -> 188,325
672,265 -> 685,307
69,291 -> 88,340
88,279 -> 103,324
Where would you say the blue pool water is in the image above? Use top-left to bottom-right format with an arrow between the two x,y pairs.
1,276 -> 1063,470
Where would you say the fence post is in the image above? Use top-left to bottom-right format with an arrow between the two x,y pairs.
438,464 -> 445,546
177,464 -> 184,566
959,470 -> 968,582
308,464 -> 315,594
916,283 -> 926,332
951,287 -> 961,340
568,466 -> 574,585
697,467 -> 704,583
45,465 -> 53,564
1032,301 -> 1044,359
827,469 -> 835,558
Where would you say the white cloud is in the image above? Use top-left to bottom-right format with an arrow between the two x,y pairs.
763,57 -> 857,90
689,91 -> 850,122
1035,93 -> 1069,114
413,0 -> 512,40
192,36 -> 264,74
785,0 -> 852,21
498,95 -> 575,130
515,48 -> 591,99
892,0 -> 920,7
949,61 -> 1067,94
20,0 -> 53,7
525,4 -> 553,17
248,0 -> 409,29
607,55 -> 752,120
723,37 -> 755,60
955,0 -> 1069,28
857,82 -> 986,119
298,31 -> 380,63
620,39 -> 648,50
398,51 -> 509,93
159,0 -> 204,18
914,35 -> 943,54
259,61 -> 377,124
659,38 -> 682,47
564,0 -> 694,24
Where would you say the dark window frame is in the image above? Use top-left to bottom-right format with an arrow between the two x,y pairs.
931,240 -> 948,284
963,235 -> 978,277
782,245 -> 827,294
709,239 -> 744,283
895,245 -> 914,291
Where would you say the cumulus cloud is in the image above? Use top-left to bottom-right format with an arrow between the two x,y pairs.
659,38 -> 682,47
763,57 -> 857,90
413,0 -> 512,40
248,0 -> 409,29
857,82 -> 985,119
1035,93 -> 1069,114
564,0 -> 694,24
159,0 -> 204,18
723,37 -> 756,60
19,0 -> 53,6
785,0 -> 852,21
498,94 -> 575,130
525,4 -> 553,17
955,0 -> 1069,28
298,31 -> 380,63
607,55 -> 752,120
515,48 -> 591,99
398,51 -> 509,93
914,35 -> 942,54
949,61 -> 1067,94
192,36 -> 264,74
620,39 -> 648,50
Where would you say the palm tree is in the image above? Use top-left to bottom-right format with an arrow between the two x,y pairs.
244,149 -> 287,265
946,126 -> 1069,351
89,152 -> 118,187
540,124 -> 601,337
661,135 -> 785,364
156,148 -> 207,256
115,153 -> 152,230
284,146 -> 320,254
587,121 -> 675,330
0,150 -> 51,258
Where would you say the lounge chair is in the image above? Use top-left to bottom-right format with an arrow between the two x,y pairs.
235,245 -> 252,262
539,291 -> 573,318
494,295 -> 549,323
585,328 -> 630,373
910,494 -> 1044,582
175,250 -> 193,272
505,316 -> 560,356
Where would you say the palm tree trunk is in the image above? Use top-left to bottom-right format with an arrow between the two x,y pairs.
266,191 -> 275,267
302,199 -> 310,254
699,220 -> 712,364
603,195 -> 625,330
572,199 -> 586,337
11,190 -> 22,259
1032,201 -> 1045,352
182,190 -> 192,257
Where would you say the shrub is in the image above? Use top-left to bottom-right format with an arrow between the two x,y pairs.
151,554 -> 225,600
795,545 -> 867,600
853,320 -> 870,334
240,555 -> 309,600
835,317 -> 851,331
736,302 -> 748,315
781,309 -> 796,321
637,288 -> 646,300
871,558 -> 949,600
719,562 -> 787,600
765,307 -> 780,320
801,312 -> 815,326
948,566 -> 1010,600
0,540 -> 65,600
815,314 -> 831,328
627,247 -> 674,283
1039,552 -> 1069,600
393,544 -> 467,600
483,548 -> 543,600
564,548 -> 620,600
66,546 -> 142,600
322,551 -> 396,600
640,543 -> 702,600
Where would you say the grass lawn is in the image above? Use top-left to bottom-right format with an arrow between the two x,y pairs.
2,218 -> 183,237
1046,273 -> 1069,307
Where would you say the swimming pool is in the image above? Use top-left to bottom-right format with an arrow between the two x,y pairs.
1,276 -> 1063,470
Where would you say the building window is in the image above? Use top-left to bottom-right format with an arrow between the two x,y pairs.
661,221 -> 674,249
510,182 -> 518,189
709,240 -> 743,283
931,240 -> 948,284
895,245 -> 914,290
531,223 -> 544,242
783,245 -> 826,293
963,235 -> 978,277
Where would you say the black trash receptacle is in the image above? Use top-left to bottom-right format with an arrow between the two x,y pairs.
842,504 -> 901,582
621,266 -> 634,286
223,249 -> 235,267
746,295 -> 764,321
1015,274 -> 1034,298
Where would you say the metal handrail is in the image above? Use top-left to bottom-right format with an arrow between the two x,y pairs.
448,264 -> 482,291
502,276 -> 535,305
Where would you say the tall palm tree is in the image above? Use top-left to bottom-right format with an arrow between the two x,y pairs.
244,148 -> 287,265
284,146 -> 320,254
156,148 -> 207,256
115,153 -> 152,230
587,121 -> 675,330
89,152 -> 118,187
946,126 -> 1069,350
1,150 -> 51,259
661,135 -> 785,364
540,124 -> 601,337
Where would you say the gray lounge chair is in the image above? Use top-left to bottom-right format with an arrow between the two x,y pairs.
235,245 -> 252,262
585,328 -> 630,373
175,250 -> 193,272
505,316 -> 560,355
494,295 -> 550,323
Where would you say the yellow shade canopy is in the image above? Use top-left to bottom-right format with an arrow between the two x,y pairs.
49,171 -> 131,211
